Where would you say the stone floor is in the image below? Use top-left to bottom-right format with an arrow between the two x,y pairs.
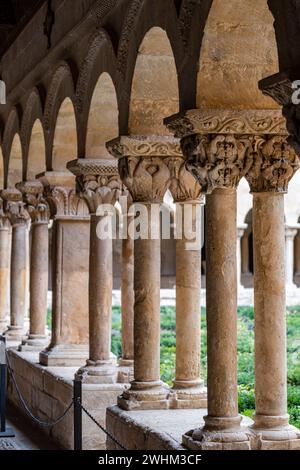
0,406 -> 58,450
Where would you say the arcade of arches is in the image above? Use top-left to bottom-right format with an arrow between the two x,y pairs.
1,0 -> 300,451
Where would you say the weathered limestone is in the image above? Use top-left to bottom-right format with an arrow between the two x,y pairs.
68,159 -> 121,383
1,188 -> 30,341
237,224 -> 247,291
0,198 -> 11,333
167,155 -> 206,408
285,225 -> 298,289
39,172 -> 90,366
107,135 -> 172,409
245,135 -> 300,450
118,195 -> 135,383
17,181 -> 50,351
165,109 -> 267,449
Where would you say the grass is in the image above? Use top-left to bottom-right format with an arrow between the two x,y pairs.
110,305 -> 300,429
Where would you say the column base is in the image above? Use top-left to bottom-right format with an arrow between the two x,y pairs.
76,358 -> 118,384
39,344 -> 89,367
183,415 -> 252,450
169,380 -> 207,409
251,414 -> 300,450
117,359 -> 134,384
118,380 -> 170,411
18,334 -> 50,352
3,325 -> 26,342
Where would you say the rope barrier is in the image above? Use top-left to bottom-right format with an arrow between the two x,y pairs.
5,349 -> 127,450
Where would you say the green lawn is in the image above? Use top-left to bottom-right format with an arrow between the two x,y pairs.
111,305 -> 300,429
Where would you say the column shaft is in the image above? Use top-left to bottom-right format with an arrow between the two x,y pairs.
121,234 -> 134,363
0,227 -> 10,332
253,193 -> 287,425
29,222 -> 49,338
9,224 -> 27,337
205,188 -> 238,422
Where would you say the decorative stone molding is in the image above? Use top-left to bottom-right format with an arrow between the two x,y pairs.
43,185 -> 89,218
0,198 -> 10,230
16,181 -> 50,224
67,159 -> 122,214
181,134 -> 252,193
245,135 -> 300,193
165,109 -> 288,139
107,136 -> 177,203
0,188 -> 30,227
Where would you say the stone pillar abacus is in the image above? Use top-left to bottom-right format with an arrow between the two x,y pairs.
107,135 -> 171,410
0,198 -> 11,333
68,159 -> 122,383
245,135 -> 300,449
0,188 -> 30,341
17,181 -> 50,351
167,154 -> 207,409
38,172 -> 90,366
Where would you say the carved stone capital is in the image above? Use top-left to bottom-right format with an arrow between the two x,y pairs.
245,135 -> 300,193
107,136 -> 177,203
16,181 -> 50,224
181,134 -> 252,193
166,156 -> 203,203
165,109 -> 288,139
0,198 -> 10,230
67,159 -> 122,214
0,188 -> 30,227
43,185 -> 89,218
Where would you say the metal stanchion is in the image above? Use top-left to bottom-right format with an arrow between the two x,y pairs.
0,336 -> 15,437
73,378 -> 82,451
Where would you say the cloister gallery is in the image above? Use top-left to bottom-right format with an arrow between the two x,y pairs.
1,0 -> 300,452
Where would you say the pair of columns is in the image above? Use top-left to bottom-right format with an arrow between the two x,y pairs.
0,183 -> 49,348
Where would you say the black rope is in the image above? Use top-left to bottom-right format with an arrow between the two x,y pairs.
5,350 -> 73,428
80,403 -> 127,450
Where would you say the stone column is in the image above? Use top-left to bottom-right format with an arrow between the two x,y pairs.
17,181 -> 50,350
1,188 -> 30,341
245,135 -> 300,449
165,109 -> 257,449
237,224 -> 247,290
118,192 -> 135,383
38,172 -> 90,366
68,159 -> 121,383
0,199 -> 11,333
107,135 -> 171,410
285,225 -> 298,289
167,155 -> 206,409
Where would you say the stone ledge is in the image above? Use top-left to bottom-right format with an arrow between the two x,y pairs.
6,350 -> 127,450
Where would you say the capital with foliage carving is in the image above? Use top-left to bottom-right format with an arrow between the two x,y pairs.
245,135 -> 300,193
166,156 -> 203,203
0,188 -> 30,227
67,159 -> 122,214
17,181 -> 50,224
0,198 -> 10,230
106,136 -> 177,203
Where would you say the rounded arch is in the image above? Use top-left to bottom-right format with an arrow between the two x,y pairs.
128,26 -> 180,135
75,30 -> 119,156
52,97 -> 77,172
2,108 -> 20,163
197,0 -> 280,109
20,88 -> 44,167
7,133 -> 23,188
44,62 -> 77,167
26,119 -> 46,180
86,72 -> 119,158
